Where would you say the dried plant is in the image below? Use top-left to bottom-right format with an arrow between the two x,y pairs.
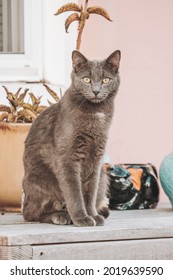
0,85 -> 61,123
54,0 -> 112,50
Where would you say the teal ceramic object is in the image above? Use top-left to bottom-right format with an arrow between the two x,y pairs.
159,152 -> 173,207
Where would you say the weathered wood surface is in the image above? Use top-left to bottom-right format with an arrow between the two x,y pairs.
0,245 -> 32,260
33,238 -> 173,260
0,204 -> 173,247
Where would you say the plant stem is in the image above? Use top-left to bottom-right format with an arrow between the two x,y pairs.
76,0 -> 89,50
84,0 -> 89,11
76,20 -> 84,50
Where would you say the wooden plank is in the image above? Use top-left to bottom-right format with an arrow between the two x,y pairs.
0,206 -> 173,246
0,203 -> 171,225
0,212 -> 35,225
2,220 -> 173,247
33,238 -> 173,260
0,245 -> 32,260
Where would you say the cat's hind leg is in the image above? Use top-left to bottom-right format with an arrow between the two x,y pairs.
22,164 -> 66,223
23,188 -> 72,225
23,177 -> 72,225
22,183 -> 49,222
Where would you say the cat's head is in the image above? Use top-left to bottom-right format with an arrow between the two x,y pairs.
71,50 -> 121,103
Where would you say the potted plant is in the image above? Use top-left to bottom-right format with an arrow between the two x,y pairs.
0,85 -> 60,212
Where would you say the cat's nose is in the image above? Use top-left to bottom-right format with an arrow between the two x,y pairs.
93,90 -> 100,96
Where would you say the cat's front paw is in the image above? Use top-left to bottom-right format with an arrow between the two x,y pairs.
74,216 -> 96,227
94,214 -> 105,226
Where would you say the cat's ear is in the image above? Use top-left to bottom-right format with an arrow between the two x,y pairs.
106,50 -> 121,72
72,50 -> 88,72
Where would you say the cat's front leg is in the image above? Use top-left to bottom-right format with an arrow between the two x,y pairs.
97,168 -> 110,219
53,161 -> 96,227
83,167 -> 105,226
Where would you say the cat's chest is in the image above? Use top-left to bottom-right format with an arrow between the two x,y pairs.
83,112 -> 107,136
75,111 -> 107,148
85,112 -> 107,127
61,111 -> 109,161
94,112 -> 106,123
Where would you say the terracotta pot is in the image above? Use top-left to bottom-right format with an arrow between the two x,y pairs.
0,123 -> 31,212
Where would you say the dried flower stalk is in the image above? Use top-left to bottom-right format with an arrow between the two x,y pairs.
54,0 -> 112,50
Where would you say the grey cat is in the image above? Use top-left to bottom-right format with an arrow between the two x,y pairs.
22,50 -> 121,227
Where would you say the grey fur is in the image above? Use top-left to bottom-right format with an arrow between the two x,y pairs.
22,50 -> 121,227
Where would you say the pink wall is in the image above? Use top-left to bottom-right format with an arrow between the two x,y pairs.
79,0 -> 173,202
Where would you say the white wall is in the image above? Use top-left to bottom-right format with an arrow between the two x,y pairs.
42,0 -> 78,87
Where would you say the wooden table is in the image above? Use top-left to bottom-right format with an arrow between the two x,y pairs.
0,204 -> 173,260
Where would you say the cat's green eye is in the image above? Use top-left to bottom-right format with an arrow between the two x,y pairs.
83,77 -> 91,83
102,78 -> 110,84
